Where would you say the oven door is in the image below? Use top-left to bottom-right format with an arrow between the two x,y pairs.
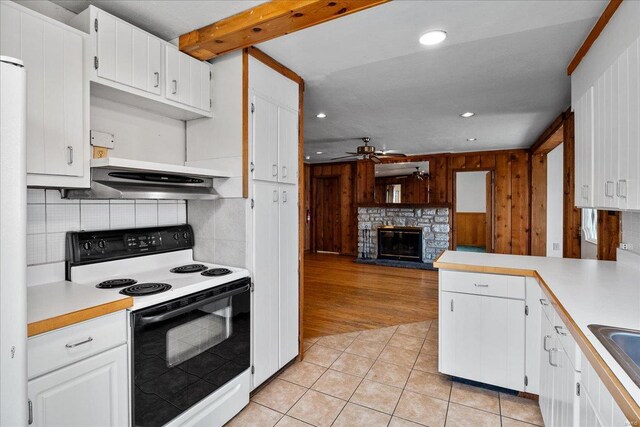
131,278 -> 250,427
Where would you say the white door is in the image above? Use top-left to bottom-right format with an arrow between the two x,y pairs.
279,185 -> 299,367
27,345 -> 128,427
278,107 -> 298,185
165,45 -> 180,102
251,94 -> 279,183
252,181 -> 280,387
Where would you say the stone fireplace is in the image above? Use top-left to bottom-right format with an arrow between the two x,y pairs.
357,206 -> 450,262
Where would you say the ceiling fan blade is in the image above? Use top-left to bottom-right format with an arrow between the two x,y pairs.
377,152 -> 408,157
371,155 -> 382,164
331,155 -> 359,160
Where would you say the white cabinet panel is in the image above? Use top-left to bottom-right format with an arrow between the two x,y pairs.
95,11 -> 116,82
440,291 -> 525,391
165,45 -> 209,110
252,181 -> 280,388
278,107 -> 299,185
0,1 -> 87,186
251,94 -> 279,182
575,87 -> 594,207
165,45 -> 180,102
147,37 -> 162,95
279,186 -> 299,365
28,345 -> 128,427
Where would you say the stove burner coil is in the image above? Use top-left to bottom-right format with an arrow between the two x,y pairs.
170,264 -> 208,274
96,278 -> 137,289
201,268 -> 232,277
119,283 -> 172,296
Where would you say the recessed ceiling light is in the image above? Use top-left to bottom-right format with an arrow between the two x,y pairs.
419,30 -> 447,46
467,138 -> 477,142
460,112 -> 475,118
316,151 -> 323,155
316,113 -> 327,118
305,155 -> 311,160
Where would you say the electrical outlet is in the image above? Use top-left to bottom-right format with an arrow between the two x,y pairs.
620,243 -> 633,251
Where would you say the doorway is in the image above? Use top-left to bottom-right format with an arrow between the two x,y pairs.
313,176 -> 342,253
454,170 -> 494,253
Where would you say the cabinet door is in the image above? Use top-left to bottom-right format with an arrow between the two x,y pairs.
28,345 -> 128,427
279,185 -> 299,367
441,291 -> 525,391
539,311 -> 555,426
95,11 -> 135,87
278,107 -> 299,185
132,28 -> 161,95
178,52 -> 192,106
628,38 -> 640,210
252,181 -> 280,388
575,87 -> 594,207
0,6 -> 84,179
251,94 -> 279,182
165,46 -> 180,102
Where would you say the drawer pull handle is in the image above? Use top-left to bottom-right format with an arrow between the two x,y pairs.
549,348 -> 559,367
154,71 -> 160,88
554,326 -> 567,336
172,79 -> 177,94
65,337 -> 93,348
539,298 -> 549,306
67,146 -> 74,165
272,164 -> 278,177
474,283 -> 489,288
543,335 -> 552,352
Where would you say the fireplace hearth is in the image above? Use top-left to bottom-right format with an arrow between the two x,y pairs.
378,226 -> 423,262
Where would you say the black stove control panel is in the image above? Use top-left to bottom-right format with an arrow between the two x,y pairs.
67,225 -> 195,268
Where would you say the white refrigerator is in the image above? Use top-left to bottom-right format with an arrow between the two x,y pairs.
0,55 -> 27,426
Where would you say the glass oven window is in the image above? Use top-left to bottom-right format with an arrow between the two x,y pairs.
132,279 -> 250,427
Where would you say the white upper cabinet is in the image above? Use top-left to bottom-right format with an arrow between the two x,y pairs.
1,1 -> 89,188
165,45 -> 211,111
572,1 -> 640,211
69,5 -> 212,120
249,57 -> 299,185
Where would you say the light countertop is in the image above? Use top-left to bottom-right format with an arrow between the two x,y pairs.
435,250 -> 640,423
28,280 -> 132,337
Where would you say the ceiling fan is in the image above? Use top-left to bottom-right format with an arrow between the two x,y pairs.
331,137 -> 407,163
412,166 -> 430,181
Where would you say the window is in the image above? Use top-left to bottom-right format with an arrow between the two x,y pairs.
582,208 -> 597,244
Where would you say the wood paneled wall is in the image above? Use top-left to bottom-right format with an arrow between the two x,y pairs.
563,112 -> 581,259
304,163 -> 311,252
307,148 -> 532,256
531,153 -> 547,256
374,175 -> 429,204
597,210 -> 621,261
308,162 -> 358,255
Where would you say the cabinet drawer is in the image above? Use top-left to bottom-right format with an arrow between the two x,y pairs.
28,311 -> 127,379
553,314 -> 581,372
440,270 -> 525,299
539,296 -> 555,323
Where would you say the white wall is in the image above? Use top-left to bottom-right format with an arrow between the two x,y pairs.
621,211 -> 640,256
546,144 -> 563,257
456,171 -> 487,212
91,97 -> 186,165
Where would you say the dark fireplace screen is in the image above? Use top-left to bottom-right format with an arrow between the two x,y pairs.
377,227 -> 423,262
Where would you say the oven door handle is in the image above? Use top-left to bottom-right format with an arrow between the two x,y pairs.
136,284 -> 250,326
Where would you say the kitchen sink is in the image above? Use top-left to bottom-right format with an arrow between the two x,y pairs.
589,324 -> 640,388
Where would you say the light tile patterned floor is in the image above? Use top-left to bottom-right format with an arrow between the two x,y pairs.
226,321 -> 544,427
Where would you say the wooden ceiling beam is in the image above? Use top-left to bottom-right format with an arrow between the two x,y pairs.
567,0 -> 623,75
530,108 -> 571,154
179,0 -> 390,61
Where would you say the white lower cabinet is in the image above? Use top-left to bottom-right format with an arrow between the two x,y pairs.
539,298 -> 580,427
439,271 -> 527,391
28,345 -> 128,427
580,351 -> 629,427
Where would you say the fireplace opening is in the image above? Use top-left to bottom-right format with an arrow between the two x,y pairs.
377,226 -> 423,262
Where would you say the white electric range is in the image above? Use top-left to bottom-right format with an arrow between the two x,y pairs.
67,225 -> 251,427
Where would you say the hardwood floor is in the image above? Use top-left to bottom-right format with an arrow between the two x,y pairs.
303,253 -> 439,338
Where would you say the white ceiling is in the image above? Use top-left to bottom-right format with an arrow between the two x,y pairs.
49,0 -> 264,40
48,0 -> 605,164
256,0 -> 607,162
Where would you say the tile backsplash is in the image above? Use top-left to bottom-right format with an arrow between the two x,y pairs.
621,211 -> 640,255
27,189 -> 186,266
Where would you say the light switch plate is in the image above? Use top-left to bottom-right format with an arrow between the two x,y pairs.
90,130 -> 115,148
